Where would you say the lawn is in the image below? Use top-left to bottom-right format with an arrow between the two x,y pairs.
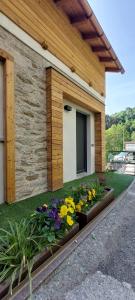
0,172 -> 134,229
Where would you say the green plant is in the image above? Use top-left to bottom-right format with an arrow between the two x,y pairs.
0,219 -> 52,298
89,181 -> 105,200
31,198 -> 77,243
66,184 -> 88,203
66,181 -> 105,213
0,197 -> 78,297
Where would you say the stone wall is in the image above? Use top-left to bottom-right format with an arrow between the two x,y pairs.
0,26 -> 48,200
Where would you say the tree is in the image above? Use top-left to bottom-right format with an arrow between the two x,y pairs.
106,107 -> 135,133
106,124 -> 130,160
131,131 -> 135,141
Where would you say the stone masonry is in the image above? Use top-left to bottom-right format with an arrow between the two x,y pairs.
0,26 -> 48,201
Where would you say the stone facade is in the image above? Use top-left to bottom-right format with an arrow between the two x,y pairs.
0,26 -> 48,200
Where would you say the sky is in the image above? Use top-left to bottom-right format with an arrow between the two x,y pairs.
89,0 -> 135,115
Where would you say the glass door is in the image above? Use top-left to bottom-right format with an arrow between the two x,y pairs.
76,111 -> 87,173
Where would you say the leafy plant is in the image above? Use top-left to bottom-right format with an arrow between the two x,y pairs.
66,184 -> 88,203
0,219 -> 52,298
0,196 -> 77,297
31,198 -> 77,243
66,180 -> 105,213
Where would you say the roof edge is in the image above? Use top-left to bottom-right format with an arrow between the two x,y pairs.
78,0 -> 125,74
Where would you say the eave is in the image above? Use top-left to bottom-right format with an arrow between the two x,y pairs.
53,0 -> 125,74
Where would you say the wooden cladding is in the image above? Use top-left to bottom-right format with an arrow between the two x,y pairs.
95,112 -> 105,172
0,49 -> 15,203
46,68 -> 63,191
0,0 -> 105,94
46,67 -> 105,191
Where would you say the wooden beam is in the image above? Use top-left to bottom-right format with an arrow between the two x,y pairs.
46,68 -> 63,191
95,112 -> 105,172
5,59 -> 15,203
105,67 -> 120,72
99,57 -> 115,62
53,0 -> 62,3
70,14 -> 88,24
91,46 -> 108,52
82,32 -> 101,40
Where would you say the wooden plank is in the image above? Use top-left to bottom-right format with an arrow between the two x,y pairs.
5,59 -> 15,203
95,112 -> 105,172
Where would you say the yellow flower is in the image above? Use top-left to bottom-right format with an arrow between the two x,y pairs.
65,197 -> 75,209
66,215 -> 74,226
65,197 -> 73,203
69,197 -> 74,202
59,205 -> 68,218
75,204 -> 82,212
87,190 -> 92,201
79,200 -> 84,206
92,189 -> 96,197
67,207 -> 74,214
71,201 -> 75,210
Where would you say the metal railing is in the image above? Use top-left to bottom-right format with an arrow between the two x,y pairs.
106,151 -> 135,175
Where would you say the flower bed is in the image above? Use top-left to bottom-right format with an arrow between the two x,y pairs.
0,179 -> 114,299
66,181 -> 114,229
76,187 -> 114,229
0,198 -> 78,298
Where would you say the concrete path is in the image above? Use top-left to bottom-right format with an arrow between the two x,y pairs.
34,179 -> 135,300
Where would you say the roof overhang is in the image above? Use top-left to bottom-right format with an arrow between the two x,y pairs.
54,0 -> 125,74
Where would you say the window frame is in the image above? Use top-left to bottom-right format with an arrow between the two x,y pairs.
0,49 -> 15,203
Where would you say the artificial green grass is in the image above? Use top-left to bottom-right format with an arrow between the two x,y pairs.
0,172 -> 134,228
105,172 -> 134,197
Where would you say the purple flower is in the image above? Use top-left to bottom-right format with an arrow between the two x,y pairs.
54,221 -> 61,230
52,198 -> 60,208
36,204 -> 48,213
54,216 -> 62,230
48,207 -> 58,220
42,206 -> 48,212
36,207 -> 43,213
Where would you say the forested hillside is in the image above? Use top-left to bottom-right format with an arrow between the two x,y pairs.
106,107 -> 135,155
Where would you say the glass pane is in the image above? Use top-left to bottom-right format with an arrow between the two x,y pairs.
76,112 -> 87,173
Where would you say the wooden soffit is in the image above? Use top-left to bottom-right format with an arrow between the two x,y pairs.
54,0 -> 125,74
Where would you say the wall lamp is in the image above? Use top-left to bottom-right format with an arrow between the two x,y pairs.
64,105 -> 72,111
